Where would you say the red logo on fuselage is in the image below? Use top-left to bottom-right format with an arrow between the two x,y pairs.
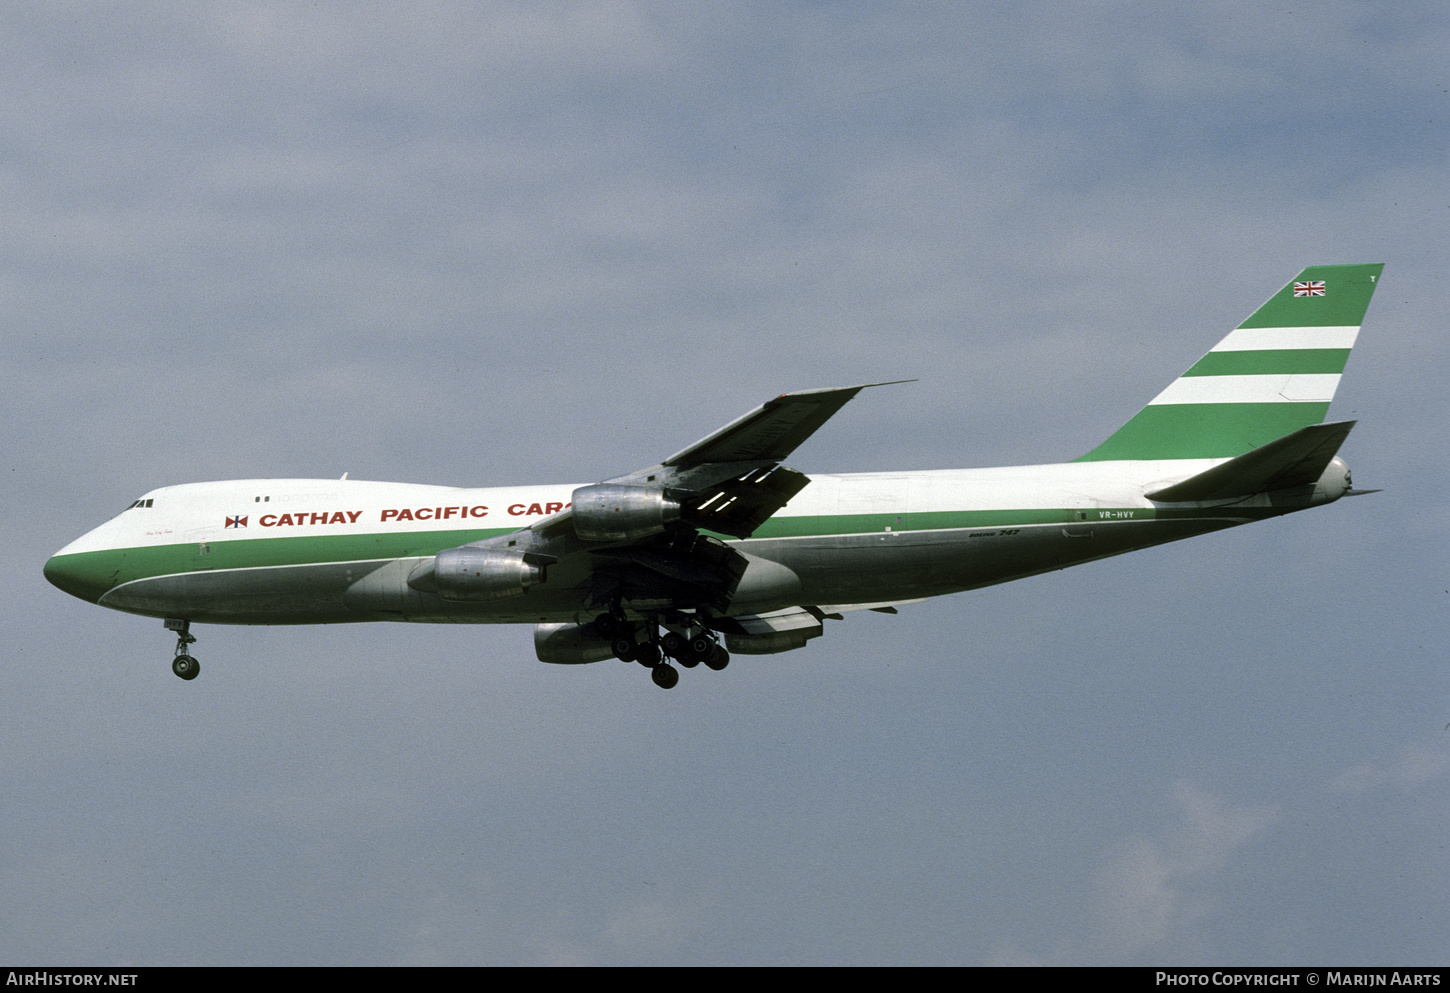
258,510 -> 364,527
380,506 -> 490,523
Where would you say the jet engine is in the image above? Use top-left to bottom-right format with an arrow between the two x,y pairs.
534,622 -> 614,664
571,483 -> 681,541
430,546 -> 543,601
724,629 -> 816,655
718,606 -> 824,654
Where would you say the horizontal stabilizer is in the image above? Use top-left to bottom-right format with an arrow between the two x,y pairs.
1146,420 -> 1355,502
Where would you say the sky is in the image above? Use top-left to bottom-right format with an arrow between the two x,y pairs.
2,1 -> 1446,966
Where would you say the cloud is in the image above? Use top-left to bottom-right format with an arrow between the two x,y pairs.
996,781 -> 1280,964
1089,782 -> 1279,958
1329,738 -> 1450,795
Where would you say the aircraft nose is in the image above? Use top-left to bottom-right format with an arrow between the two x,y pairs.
44,550 -> 109,604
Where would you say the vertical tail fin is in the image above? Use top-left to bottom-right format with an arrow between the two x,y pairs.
1077,263 -> 1384,462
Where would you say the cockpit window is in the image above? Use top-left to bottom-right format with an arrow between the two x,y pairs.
126,499 -> 155,510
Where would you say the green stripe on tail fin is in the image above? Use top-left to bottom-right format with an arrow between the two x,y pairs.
1077,263 -> 1383,462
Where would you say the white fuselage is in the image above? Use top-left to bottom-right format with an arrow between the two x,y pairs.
45,458 -> 1292,627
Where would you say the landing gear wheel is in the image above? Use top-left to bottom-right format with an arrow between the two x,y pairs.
595,613 -> 621,638
634,643 -> 662,667
651,663 -> 679,689
703,645 -> 730,671
165,618 -> 200,681
661,631 -> 686,658
610,636 -> 637,662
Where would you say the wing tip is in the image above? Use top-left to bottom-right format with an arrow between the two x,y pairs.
776,379 -> 917,399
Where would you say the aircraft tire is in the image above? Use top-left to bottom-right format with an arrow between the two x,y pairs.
660,631 -> 686,658
688,635 -> 713,658
634,643 -> 662,667
651,663 -> 679,689
172,654 -> 200,680
595,613 -> 620,638
703,646 -> 730,671
610,637 -> 636,662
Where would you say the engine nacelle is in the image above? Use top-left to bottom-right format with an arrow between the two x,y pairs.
720,606 -> 824,654
724,629 -> 815,655
534,622 -> 614,664
432,546 -> 543,601
572,483 -> 681,542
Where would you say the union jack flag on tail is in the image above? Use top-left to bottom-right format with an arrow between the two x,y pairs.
1293,280 -> 1326,297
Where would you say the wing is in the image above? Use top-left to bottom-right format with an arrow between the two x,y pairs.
536,381 -> 910,541
410,383 -> 903,616
664,383 -> 910,467
640,382 -> 912,538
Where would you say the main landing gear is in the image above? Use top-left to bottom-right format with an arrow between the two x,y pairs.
165,618 -> 200,681
595,612 -> 730,690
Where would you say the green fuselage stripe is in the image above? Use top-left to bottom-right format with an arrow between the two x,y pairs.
49,505 -> 1277,605
1184,349 -> 1350,377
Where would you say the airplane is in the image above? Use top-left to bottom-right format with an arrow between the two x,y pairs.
44,263 -> 1383,689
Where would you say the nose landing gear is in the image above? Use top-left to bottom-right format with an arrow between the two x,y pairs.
164,618 -> 200,681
